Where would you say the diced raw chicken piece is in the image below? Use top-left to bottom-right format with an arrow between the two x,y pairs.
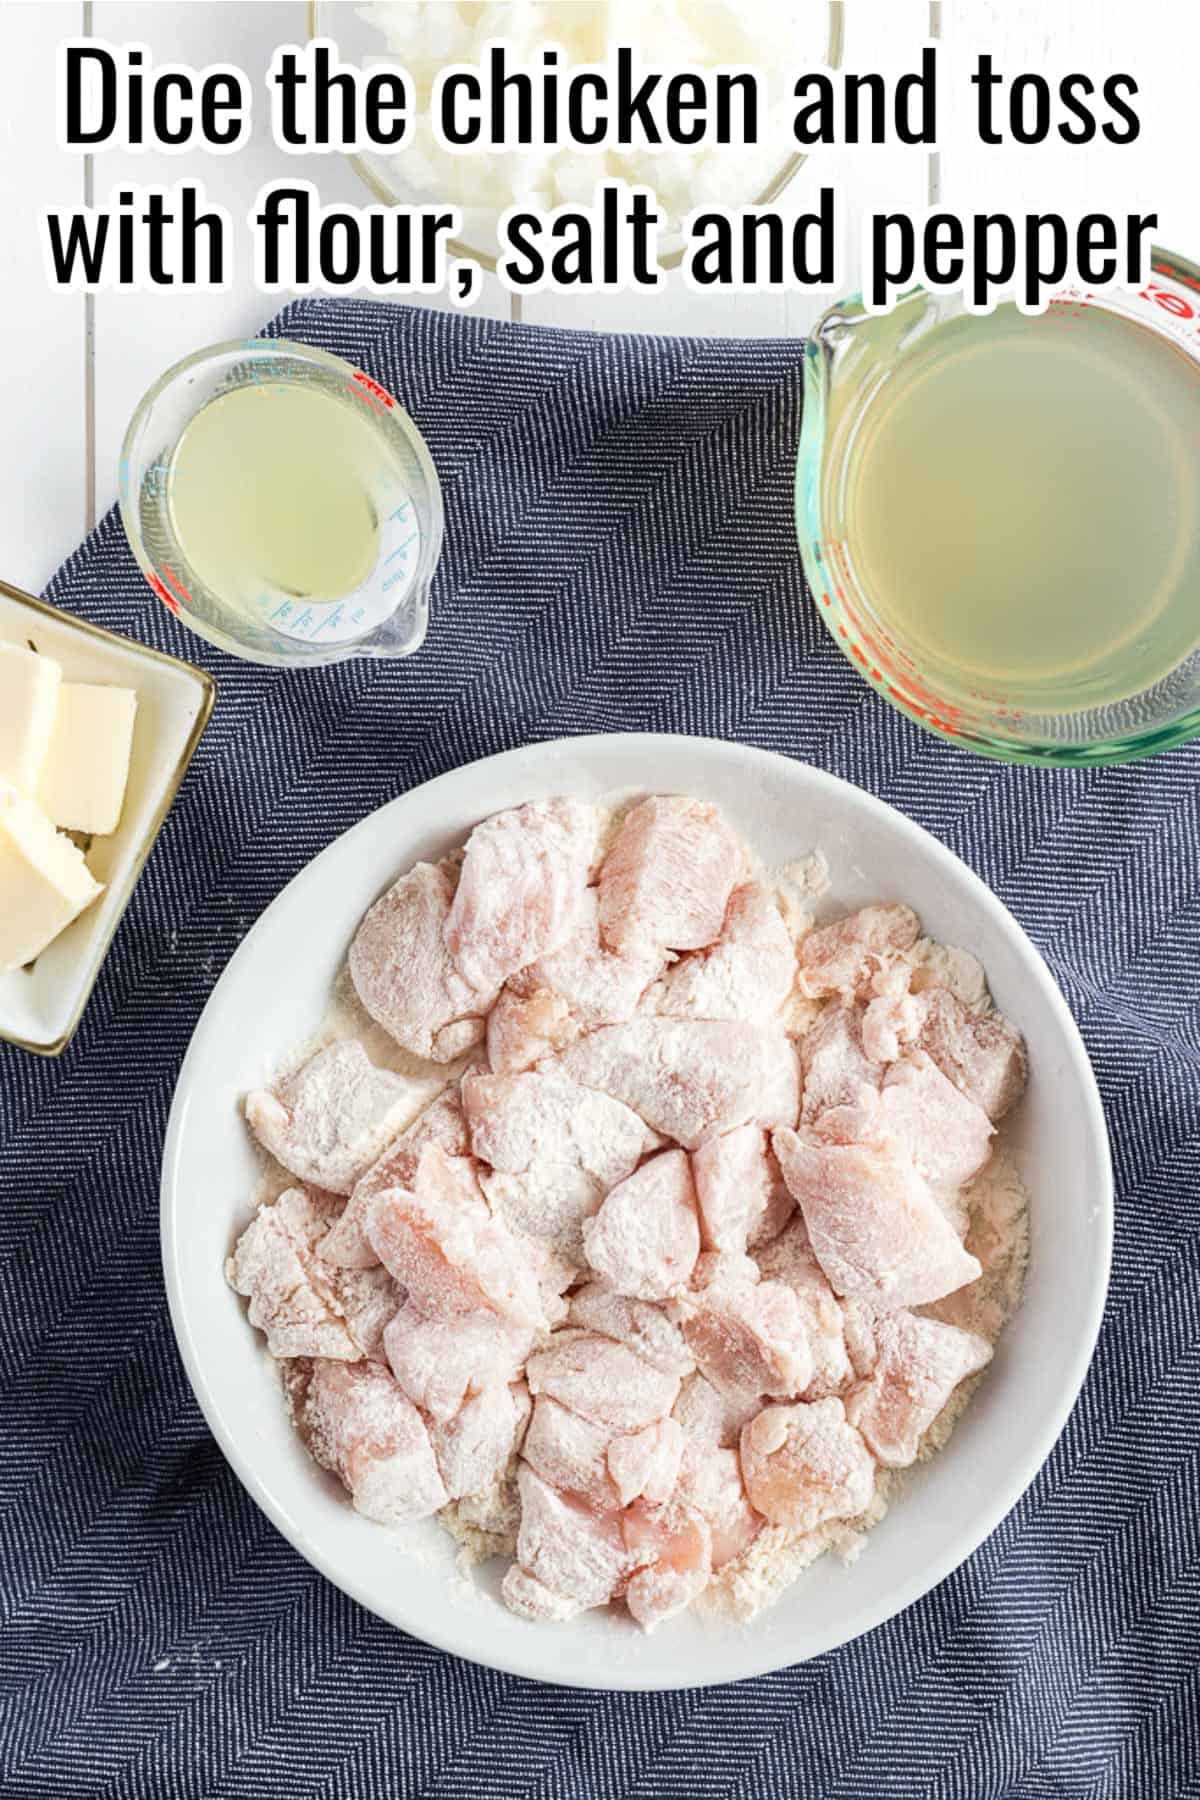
691,1125 -> 794,1255
607,1418 -> 686,1508
481,1174 -> 600,1298
525,1332 -> 681,1431
672,1371 -> 762,1450
844,1308 -> 993,1467
349,859 -> 497,1061
463,1068 -> 658,1181
567,1284 -> 695,1378
798,904 -> 920,1001
245,1040 -> 432,1195
332,1264 -> 403,1362
756,1216 -> 853,1398
478,1166 -> 604,1282
487,986 -> 577,1074
622,1501 -> 713,1629
299,1359 -> 447,1524
513,1464 -> 629,1610
429,1379 -> 530,1499
754,1212 -> 821,1290
675,1256 -> 813,1400
501,1564 -> 587,1623
383,1309 -> 534,1422
677,1440 -> 763,1568
365,1145 -> 547,1328
739,1398 -> 875,1531
773,1129 -> 982,1310
861,962 -> 922,1062
556,1019 -> 800,1149
649,883 -> 796,1024
445,798 -> 601,993
227,1188 -> 359,1361
320,1084 -> 468,1270
523,1395 -> 621,1509
462,1068 -> 660,1264
598,796 -> 743,956
917,987 -> 1028,1121
519,888 -> 665,1029
877,1052 -> 994,1187
800,1003 -> 882,1124
582,1150 -> 700,1301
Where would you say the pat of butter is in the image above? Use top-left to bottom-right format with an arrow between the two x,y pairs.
38,681 -> 138,836
0,779 -> 103,972
0,641 -> 61,794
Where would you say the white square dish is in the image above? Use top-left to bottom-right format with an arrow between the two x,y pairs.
0,579 -> 215,1056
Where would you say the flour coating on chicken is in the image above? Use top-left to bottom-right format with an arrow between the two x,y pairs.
230,790 -> 1030,1634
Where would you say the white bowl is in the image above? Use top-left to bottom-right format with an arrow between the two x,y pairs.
0,580 -> 214,1055
307,2 -> 845,272
161,734 -> 1112,1690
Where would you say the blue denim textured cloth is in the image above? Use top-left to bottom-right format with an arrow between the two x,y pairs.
2,299 -> 1198,1799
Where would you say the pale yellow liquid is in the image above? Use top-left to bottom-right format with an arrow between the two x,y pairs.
843,304 -> 1200,707
168,382 -> 383,608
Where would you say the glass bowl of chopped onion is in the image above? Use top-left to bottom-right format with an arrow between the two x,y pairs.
308,1 -> 845,271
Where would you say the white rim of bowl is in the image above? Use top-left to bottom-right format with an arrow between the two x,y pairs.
161,733 -> 1114,1688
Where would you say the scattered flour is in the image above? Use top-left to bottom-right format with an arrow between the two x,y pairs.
699,1148 -> 1029,1625
232,795 -> 1031,1634
910,939 -> 991,1013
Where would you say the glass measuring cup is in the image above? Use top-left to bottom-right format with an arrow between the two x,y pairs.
119,339 -> 443,668
796,247 -> 1200,765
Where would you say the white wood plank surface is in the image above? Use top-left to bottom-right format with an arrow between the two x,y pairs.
938,0 -> 1200,259
3,1 -> 1199,591
0,1 -> 88,592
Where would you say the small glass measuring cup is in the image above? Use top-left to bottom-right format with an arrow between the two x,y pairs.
119,338 -> 443,668
796,247 -> 1200,765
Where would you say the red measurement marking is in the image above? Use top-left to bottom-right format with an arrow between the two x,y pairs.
163,566 -> 192,607
819,536 -> 970,721
352,370 -> 396,408
1153,259 -> 1200,294
147,573 -> 179,617
1141,282 -> 1194,320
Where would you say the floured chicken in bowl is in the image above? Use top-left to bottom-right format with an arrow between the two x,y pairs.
228,792 -> 1029,1631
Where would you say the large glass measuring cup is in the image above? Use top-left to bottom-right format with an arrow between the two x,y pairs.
797,248 -> 1200,765
120,339 -> 443,668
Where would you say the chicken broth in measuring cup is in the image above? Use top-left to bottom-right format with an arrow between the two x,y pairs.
843,301 -> 1200,710
169,383 -> 388,627
799,256 -> 1200,760
120,339 -> 443,667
